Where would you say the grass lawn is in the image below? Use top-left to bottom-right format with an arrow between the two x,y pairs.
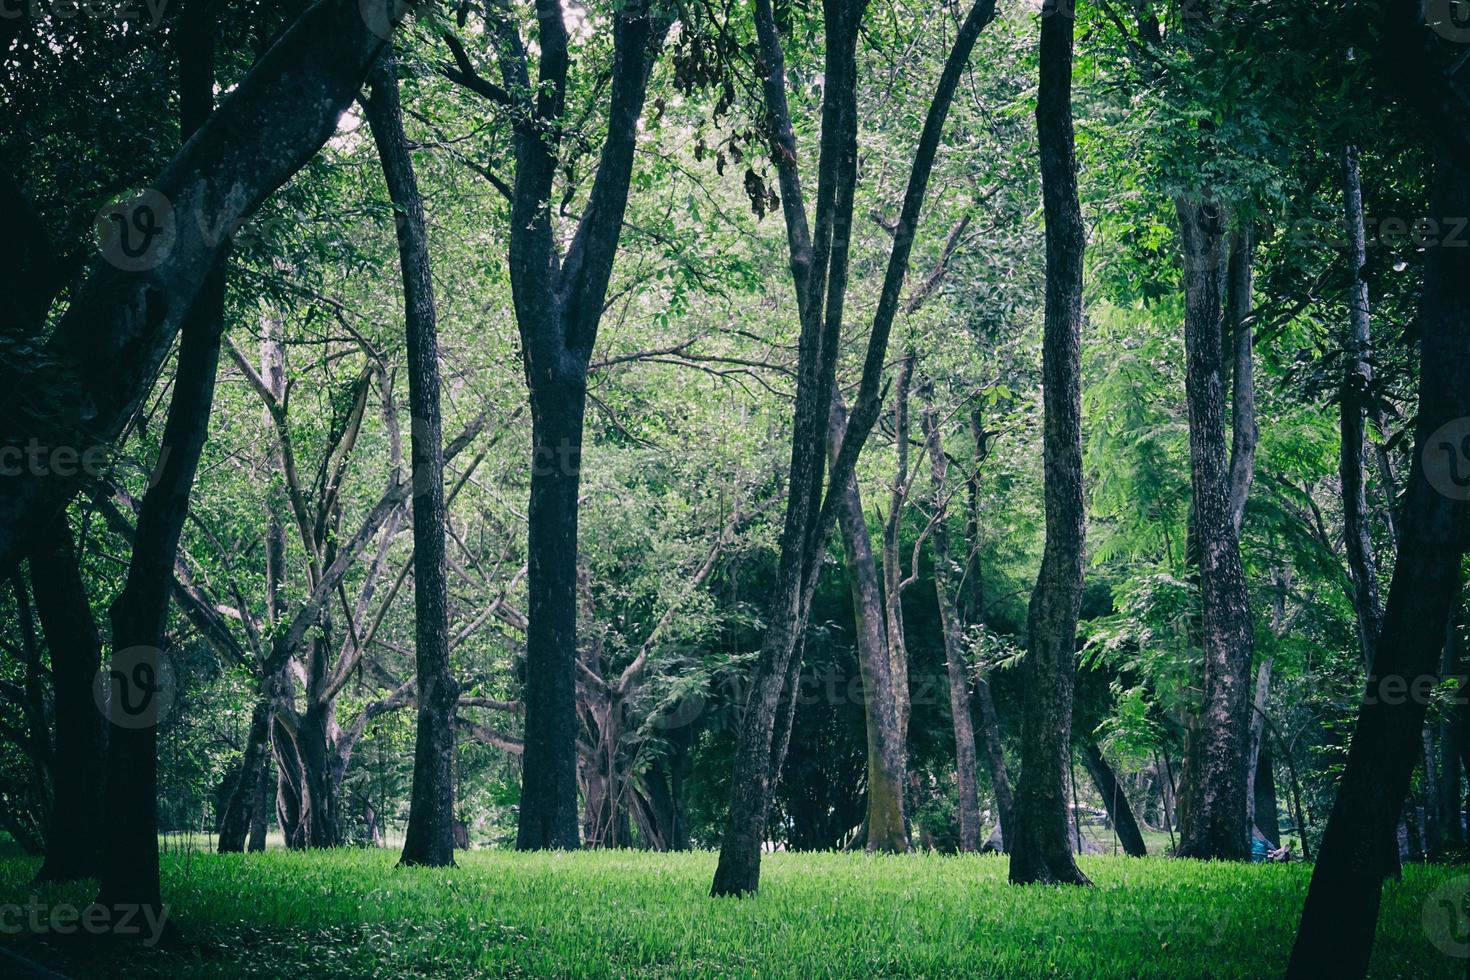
0,849 -> 1462,978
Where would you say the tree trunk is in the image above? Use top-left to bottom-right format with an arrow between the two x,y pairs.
97,5 -> 226,921
1244,655 -> 1273,832
1286,144 -> 1470,977
1226,222 -> 1257,534
364,52 -> 459,869
218,699 -> 271,853
1010,0 -> 1089,888
247,752 -> 271,852
1254,748 -> 1281,847
922,400 -> 982,853
965,411 -> 1015,839
1173,193 -> 1255,861
832,467 -> 909,852
516,384 -> 585,850
27,511 -> 107,882
96,251 -> 224,919
711,0 -> 995,896
1438,616 -> 1464,851
1078,737 -> 1147,857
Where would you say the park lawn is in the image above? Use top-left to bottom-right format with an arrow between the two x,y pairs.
0,848 -> 1460,978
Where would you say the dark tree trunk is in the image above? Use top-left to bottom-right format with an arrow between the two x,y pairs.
1339,142 -> 1385,672
27,511 -> 106,882
1438,616 -> 1464,852
217,699 -> 271,853
1254,748 -> 1281,847
1173,197 -> 1255,861
1287,145 -> 1470,976
96,254 -> 224,918
922,400 -> 981,853
1010,0 -> 1089,888
1078,738 -> 1147,857
248,753 -> 271,852
96,3 -> 226,922
469,1 -> 668,853
517,390 -> 585,850
964,411 -> 1014,839
364,52 -> 458,869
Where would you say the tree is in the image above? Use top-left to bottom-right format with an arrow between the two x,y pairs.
364,50 -> 458,869
1286,2 -> 1470,972
710,0 -> 997,897
439,0 -> 673,850
1008,0 -> 1089,887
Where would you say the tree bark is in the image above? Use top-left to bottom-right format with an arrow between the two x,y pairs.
27,511 -> 106,882
831,459 -> 909,852
1226,222 -> 1256,535
96,249 -> 224,919
922,400 -> 981,852
1010,0 -> 1089,887
364,52 -> 459,869
1078,737 -> 1147,857
1173,194 -> 1255,861
1339,142 -> 1385,672
217,699 -> 271,853
1287,142 -> 1470,975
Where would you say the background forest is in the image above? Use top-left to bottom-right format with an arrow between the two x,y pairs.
1,0 -> 1468,976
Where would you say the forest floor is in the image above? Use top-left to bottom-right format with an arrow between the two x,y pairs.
0,848 -> 1461,978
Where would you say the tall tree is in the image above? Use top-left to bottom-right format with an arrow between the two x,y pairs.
440,0 -> 673,849
1009,0 -> 1089,887
1286,1 -> 1470,970
365,51 -> 458,868
709,0 -> 997,897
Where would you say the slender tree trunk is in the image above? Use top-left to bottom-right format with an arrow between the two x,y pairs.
1340,143 -> 1386,671
832,465 -> 909,852
1244,656 -> 1273,831
247,752 -> 271,852
218,699 -> 271,853
96,253 -> 224,918
1438,616 -> 1464,851
1254,749 -> 1281,847
27,511 -> 106,882
365,52 -> 458,869
881,355 -> 917,750
1010,0 -> 1089,887
964,411 -> 1015,840
922,400 -> 982,852
1078,737 -> 1147,857
1287,144 -> 1470,977
97,3 -> 226,921
1226,222 -> 1257,534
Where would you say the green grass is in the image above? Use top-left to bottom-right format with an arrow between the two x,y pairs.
0,849 -> 1461,978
